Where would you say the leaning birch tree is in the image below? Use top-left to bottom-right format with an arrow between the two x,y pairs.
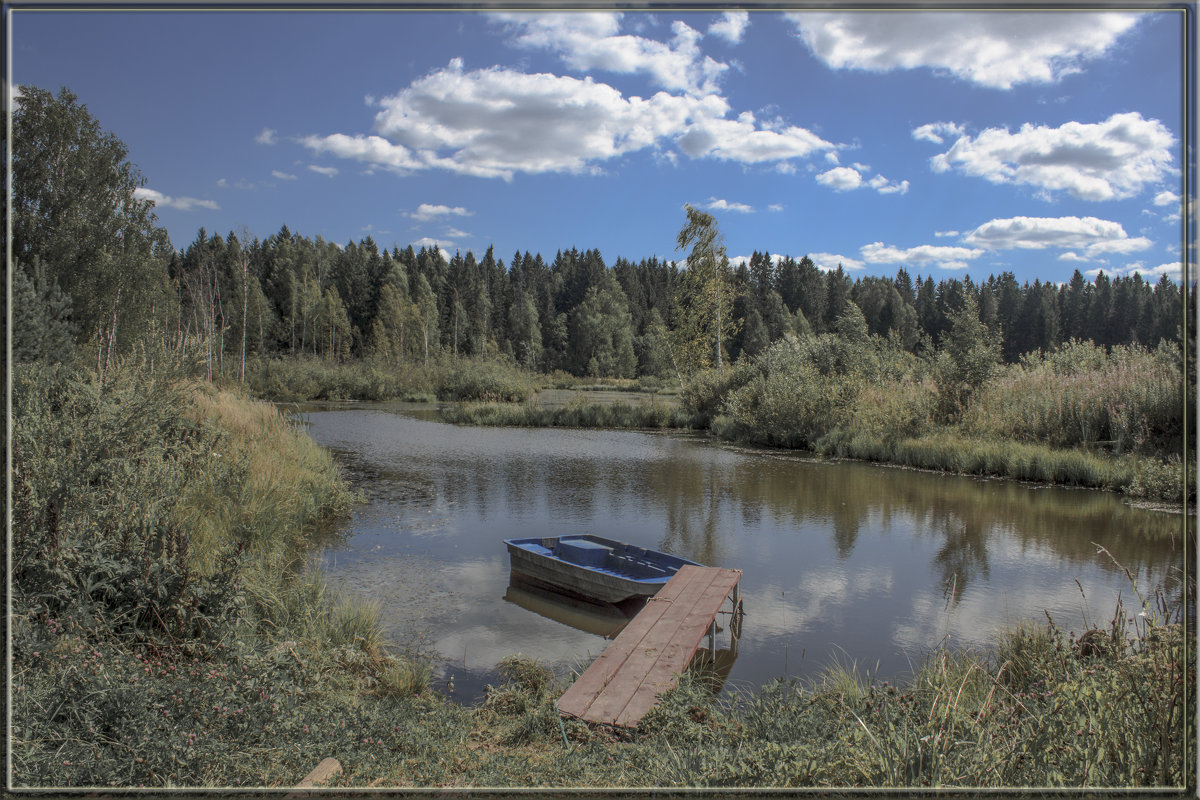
673,204 -> 738,373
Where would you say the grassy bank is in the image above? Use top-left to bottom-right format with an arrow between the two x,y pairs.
693,336 -> 1189,505
10,357 -> 433,787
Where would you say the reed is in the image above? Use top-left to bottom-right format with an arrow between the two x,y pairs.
442,398 -> 697,430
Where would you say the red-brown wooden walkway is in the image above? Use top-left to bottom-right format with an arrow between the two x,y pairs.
556,565 -> 742,729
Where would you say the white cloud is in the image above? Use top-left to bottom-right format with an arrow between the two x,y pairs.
308,165 -> 339,177
816,166 -> 863,191
133,187 -> 219,211
810,252 -> 865,271
1086,261 -> 1187,282
1083,236 -> 1154,256
964,216 -> 1150,258
817,166 -> 908,194
860,241 -> 984,270
912,121 -> 965,145
412,236 -> 455,251
787,11 -> 1141,89
6,81 -> 23,112
709,11 -> 750,44
256,128 -> 278,145
869,174 -> 910,195
492,12 -> 728,96
272,170 -> 298,181
442,226 -> 472,239
308,59 -> 834,180
676,107 -> 836,165
934,230 -> 960,238
303,134 -> 422,174
1153,190 -> 1181,207
768,203 -> 784,212
927,112 -> 1175,201
408,203 -> 474,222
702,197 -> 754,213
1058,252 -> 1089,262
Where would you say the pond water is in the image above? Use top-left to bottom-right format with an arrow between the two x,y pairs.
298,403 -> 1185,703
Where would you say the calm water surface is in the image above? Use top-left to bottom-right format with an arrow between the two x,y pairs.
298,403 -> 1184,702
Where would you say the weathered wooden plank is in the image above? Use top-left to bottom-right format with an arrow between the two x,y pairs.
557,566 -> 741,728
556,570 -> 697,719
296,757 -> 341,788
582,568 -> 725,724
613,571 -> 742,726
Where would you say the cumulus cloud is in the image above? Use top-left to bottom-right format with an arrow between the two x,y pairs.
408,203 -> 474,222
702,197 -> 754,213
492,12 -> 728,96
306,58 -> 834,180
256,128 -> 278,145
709,11 -> 750,44
787,11 -> 1141,89
860,241 -> 984,270
412,236 -> 454,251
816,166 -> 908,194
816,166 -> 863,191
1153,189 -> 1181,207
810,252 -> 865,271
307,165 -> 339,177
963,216 -> 1150,257
133,187 -> 219,211
272,170 -> 298,181
912,121 -> 965,145
1086,260 -> 1187,282
677,108 -> 836,165
925,112 -> 1175,201
869,174 -> 910,195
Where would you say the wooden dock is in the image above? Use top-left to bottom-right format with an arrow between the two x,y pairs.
556,565 -> 743,729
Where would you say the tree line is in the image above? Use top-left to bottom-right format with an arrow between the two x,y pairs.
10,85 -> 1187,379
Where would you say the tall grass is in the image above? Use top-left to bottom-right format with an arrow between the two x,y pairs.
441,397 -> 699,430
964,341 -> 1182,455
245,355 -> 535,403
11,357 -> 434,788
688,336 -> 1187,503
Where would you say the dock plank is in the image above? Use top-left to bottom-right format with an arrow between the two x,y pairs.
555,575 -> 693,719
582,569 -> 723,724
613,570 -> 743,727
557,565 -> 742,728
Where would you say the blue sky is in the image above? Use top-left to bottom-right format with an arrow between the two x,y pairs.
9,7 -> 1190,285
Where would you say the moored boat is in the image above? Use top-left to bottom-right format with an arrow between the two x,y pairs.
504,534 -> 701,604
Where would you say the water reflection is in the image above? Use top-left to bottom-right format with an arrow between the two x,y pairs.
301,406 -> 1184,700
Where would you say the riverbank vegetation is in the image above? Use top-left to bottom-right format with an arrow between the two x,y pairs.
9,83 -> 1191,789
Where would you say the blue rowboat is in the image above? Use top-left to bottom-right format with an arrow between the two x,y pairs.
504,534 -> 701,604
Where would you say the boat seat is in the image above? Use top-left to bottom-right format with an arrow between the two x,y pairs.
557,538 -> 612,567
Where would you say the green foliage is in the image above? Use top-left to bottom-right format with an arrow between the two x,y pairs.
13,85 -> 175,357
963,340 -> 1182,455
442,398 -> 695,431
11,259 -> 77,363
673,205 -> 739,372
437,359 -> 535,403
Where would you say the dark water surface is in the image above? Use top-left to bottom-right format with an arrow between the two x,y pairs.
298,403 -> 1184,702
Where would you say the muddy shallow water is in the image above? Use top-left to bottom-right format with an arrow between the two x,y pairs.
297,402 -> 1185,703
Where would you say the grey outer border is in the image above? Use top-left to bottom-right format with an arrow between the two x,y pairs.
1,1 -> 1195,795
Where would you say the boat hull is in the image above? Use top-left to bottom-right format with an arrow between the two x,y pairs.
504,535 -> 700,604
